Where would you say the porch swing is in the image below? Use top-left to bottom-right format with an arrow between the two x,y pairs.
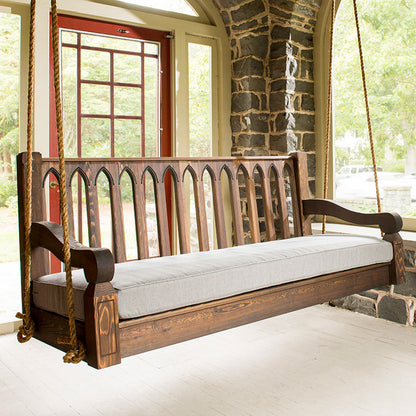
16,0 -> 405,369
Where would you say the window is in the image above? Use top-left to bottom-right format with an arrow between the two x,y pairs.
316,0 -> 416,231
0,7 -> 21,325
51,15 -> 171,159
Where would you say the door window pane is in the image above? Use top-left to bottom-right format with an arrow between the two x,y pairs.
114,119 -> 141,157
81,118 -> 111,157
114,86 -> 141,116
81,84 -> 111,115
81,50 -> 110,81
114,54 -> 141,84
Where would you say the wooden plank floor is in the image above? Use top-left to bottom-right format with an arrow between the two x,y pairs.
1,304 -> 416,416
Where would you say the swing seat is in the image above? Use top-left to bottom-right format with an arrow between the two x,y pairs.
32,234 -> 394,321
17,151 -> 405,369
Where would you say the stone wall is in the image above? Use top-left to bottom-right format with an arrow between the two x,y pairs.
213,0 -> 320,240
331,243 -> 416,327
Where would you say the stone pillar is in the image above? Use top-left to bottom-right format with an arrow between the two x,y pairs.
214,0 -> 320,193
215,0 -> 270,157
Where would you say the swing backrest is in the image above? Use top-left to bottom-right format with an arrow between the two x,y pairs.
17,152 -> 312,277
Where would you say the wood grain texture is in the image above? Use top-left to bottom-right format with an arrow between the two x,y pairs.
119,263 -> 391,357
275,165 -> 290,239
291,152 -> 312,236
260,166 -> 276,241
303,198 -> 403,234
84,282 -> 121,369
244,169 -> 260,243
383,233 -> 406,285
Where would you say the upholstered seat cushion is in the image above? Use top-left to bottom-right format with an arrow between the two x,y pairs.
32,234 -> 393,321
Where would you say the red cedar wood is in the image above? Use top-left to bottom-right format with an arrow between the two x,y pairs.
17,151 -> 405,369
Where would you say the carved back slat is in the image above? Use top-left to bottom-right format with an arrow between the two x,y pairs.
244,163 -> 261,244
174,163 -> 191,254
285,161 -> 302,237
275,164 -> 291,239
292,151 -> 312,235
108,165 -> 126,263
260,161 -> 276,242
85,178 -> 101,248
132,163 -> 149,260
211,166 -> 228,249
193,168 -> 210,252
228,164 -> 244,246
154,172 -> 171,257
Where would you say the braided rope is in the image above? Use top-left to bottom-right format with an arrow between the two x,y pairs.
352,0 -> 382,216
322,0 -> 335,234
50,0 -> 85,363
16,0 -> 36,343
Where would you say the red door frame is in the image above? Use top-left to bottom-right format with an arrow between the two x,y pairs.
49,14 -> 172,269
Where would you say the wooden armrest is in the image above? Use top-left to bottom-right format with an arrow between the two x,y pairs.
30,221 -> 115,284
302,199 -> 403,234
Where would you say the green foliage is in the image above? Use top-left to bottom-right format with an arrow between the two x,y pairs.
381,158 -> 405,173
334,0 -> 416,167
0,127 -> 19,156
0,13 -> 20,159
0,175 -> 17,208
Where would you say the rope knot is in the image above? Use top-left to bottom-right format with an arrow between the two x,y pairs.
15,312 -> 35,343
57,336 -> 86,364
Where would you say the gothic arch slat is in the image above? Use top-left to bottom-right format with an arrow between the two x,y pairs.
241,162 -> 260,243
284,161 -> 302,237
275,163 -> 290,239
175,162 -> 191,254
132,168 -> 149,260
258,161 -> 276,241
106,164 -> 126,263
155,177 -> 171,257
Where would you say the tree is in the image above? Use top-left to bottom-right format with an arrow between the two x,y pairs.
333,0 -> 416,171
0,13 -> 20,178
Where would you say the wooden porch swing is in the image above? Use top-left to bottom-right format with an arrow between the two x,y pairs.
16,0 -> 405,369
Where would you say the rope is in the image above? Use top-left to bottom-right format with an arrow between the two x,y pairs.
16,0 -> 36,343
323,0 -> 382,235
322,0 -> 335,234
50,0 -> 85,364
352,0 -> 382,215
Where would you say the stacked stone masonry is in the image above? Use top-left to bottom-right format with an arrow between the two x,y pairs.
214,0 -> 320,241
331,243 -> 416,327
213,0 -> 416,327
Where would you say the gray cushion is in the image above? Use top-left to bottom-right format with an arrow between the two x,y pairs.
32,234 -> 393,321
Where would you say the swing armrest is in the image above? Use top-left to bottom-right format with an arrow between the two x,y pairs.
30,221 -> 115,284
302,199 -> 403,234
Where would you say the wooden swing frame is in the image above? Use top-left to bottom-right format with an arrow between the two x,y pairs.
16,0 -> 406,369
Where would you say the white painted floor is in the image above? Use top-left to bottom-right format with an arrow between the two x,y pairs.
0,261 -> 21,325
1,305 -> 416,416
